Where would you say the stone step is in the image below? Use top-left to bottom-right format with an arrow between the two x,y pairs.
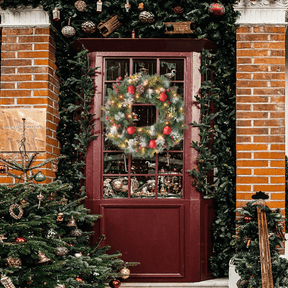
120,278 -> 229,288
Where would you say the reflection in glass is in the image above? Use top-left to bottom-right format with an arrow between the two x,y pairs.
160,59 -> 184,81
158,153 -> 183,174
103,153 -> 128,174
171,83 -> 184,99
133,59 -> 157,75
105,59 -> 129,80
131,176 -> 155,198
132,105 -> 156,127
158,175 -> 182,198
131,157 -> 156,174
103,176 -> 128,198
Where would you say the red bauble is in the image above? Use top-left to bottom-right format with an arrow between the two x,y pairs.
15,237 -> 27,243
163,126 -> 172,135
0,165 -> 6,173
109,279 -> 121,288
208,3 -> 225,16
75,277 -> 83,282
243,216 -> 253,223
148,139 -> 157,149
127,85 -> 136,95
127,126 -> 136,135
159,92 -> 167,102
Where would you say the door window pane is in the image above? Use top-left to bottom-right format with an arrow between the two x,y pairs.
160,59 -> 184,81
105,59 -> 129,80
133,59 -> 157,75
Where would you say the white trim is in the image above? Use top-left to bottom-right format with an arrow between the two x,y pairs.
234,0 -> 288,24
0,6 -> 49,27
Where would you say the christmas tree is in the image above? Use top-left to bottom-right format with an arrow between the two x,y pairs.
231,192 -> 288,288
0,121 -> 138,288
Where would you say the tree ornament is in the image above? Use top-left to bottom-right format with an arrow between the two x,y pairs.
97,15 -> 122,37
81,21 -> 97,34
47,229 -> 57,239
6,257 -> 22,267
132,30 -> 135,38
124,0 -> 131,12
173,6 -> 183,14
120,267 -> 130,279
159,92 -> 167,102
118,94 -> 124,100
74,0 -> 87,12
60,196 -> 68,205
38,251 -> 50,264
109,279 -> 121,288
67,216 -> 77,227
55,283 -> 65,288
37,192 -> 44,209
57,212 -> 64,221
139,11 -> 155,24
9,203 -> 24,220
127,126 -> 136,135
0,164 -> 7,173
15,237 -> 27,243
1,275 -> 16,288
163,126 -> 172,135
138,3 -> 144,10
34,171 -> 46,182
71,228 -> 83,237
75,277 -> 83,282
52,8 -> 60,21
74,252 -> 83,257
55,246 -> 68,256
97,0 -> 102,12
208,3 -> 225,16
0,234 -> 7,243
243,215 -> 253,223
61,18 -> 76,38
51,163 -> 58,172
128,85 -> 136,95
149,140 -> 157,149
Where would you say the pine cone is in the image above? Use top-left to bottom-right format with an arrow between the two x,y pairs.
173,6 -> 183,14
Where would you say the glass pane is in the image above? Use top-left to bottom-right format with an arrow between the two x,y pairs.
171,83 -> 184,100
105,59 -> 129,80
133,59 -> 157,75
131,176 -> 156,198
171,140 -> 183,151
160,59 -> 184,81
103,152 -> 128,174
103,176 -> 128,198
131,157 -> 156,174
104,83 -> 115,99
132,105 -> 156,127
158,175 -> 182,198
158,153 -> 183,174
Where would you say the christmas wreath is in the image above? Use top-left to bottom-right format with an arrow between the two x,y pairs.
102,73 -> 185,158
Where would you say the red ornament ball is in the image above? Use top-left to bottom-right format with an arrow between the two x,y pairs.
0,165 -> 6,173
127,126 -> 136,135
16,237 -> 27,243
163,126 -> 172,135
243,216 -> 253,223
75,277 -> 83,282
127,85 -> 136,95
208,3 -> 225,16
159,92 -> 167,102
109,279 -> 121,288
148,139 -> 157,149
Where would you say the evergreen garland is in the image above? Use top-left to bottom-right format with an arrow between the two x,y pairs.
1,0 -> 239,276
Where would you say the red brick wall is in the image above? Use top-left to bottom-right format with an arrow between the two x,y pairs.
0,27 -> 60,184
236,25 -> 286,211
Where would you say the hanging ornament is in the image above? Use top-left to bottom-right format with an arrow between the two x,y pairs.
67,216 -> 77,227
149,139 -> 157,149
38,251 -> 50,264
208,3 -> 225,16
61,18 -> 76,38
139,11 -> 155,23
74,0 -> 87,12
55,246 -> 68,256
163,126 -> 172,135
246,238 -> 252,247
51,163 -> 58,172
243,215 -> 253,223
120,267 -> 130,279
57,212 -> 64,222
71,228 -> 83,237
0,164 -> 7,174
109,279 -> 121,288
55,283 -> 65,288
6,257 -> 22,267
0,234 -> 7,243
9,203 -> 24,220
52,8 -> 61,21
34,171 -> 46,182
1,275 -> 16,288
97,0 -> 103,12
74,252 -> 83,257
128,85 -> 136,95
132,30 -> 135,38
47,229 -> 57,239
60,196 -> 68,205
173,6 -> 183,14
159,92 -> 167,102
124,0 -> 131,12
127,126 -> 136,135
37,192 -> 44,209
15,237 -> 27,243
81,21 -> 97,34
20,199 -> 26,205
75,277 -> 84,283
138,3 -> 144,10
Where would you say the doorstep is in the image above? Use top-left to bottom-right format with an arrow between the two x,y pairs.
120,278 -> 229,288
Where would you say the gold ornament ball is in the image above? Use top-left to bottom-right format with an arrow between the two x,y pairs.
81,21 -> 96,34
118,94 -> 124,100
74,0 -> 87,12
120,267 -> 130,279
61,25 -> 76,38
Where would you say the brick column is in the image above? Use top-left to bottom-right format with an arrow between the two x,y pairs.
0,7 -> 60,184
235,1 -> 286,211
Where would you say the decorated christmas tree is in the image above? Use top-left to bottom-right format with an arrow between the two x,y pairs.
231,192 -> 288,288
0,121 -> 138,288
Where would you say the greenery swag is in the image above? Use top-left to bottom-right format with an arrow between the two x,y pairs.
1,0 -> 238,277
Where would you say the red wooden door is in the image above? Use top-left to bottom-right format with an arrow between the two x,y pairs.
84,39 -> 215,282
